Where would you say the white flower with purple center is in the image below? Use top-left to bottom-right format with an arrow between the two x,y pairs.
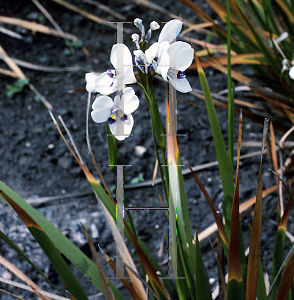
133,19 -> 194,93
152,20 -> 194,93
156,40 -> 194,93
85,44 -> 136,95
91,87 -> 139,140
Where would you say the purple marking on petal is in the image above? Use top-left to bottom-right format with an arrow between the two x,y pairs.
122,114 -> 128,122
177,71 -> 186,79
107,69 -> 117,78
135,57 -> 147,73
108,117 -> 116,125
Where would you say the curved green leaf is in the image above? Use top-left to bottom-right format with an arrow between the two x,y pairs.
195,54 -> 234,233
0,230 -> 63,296
0,182 -> 126,300
28,226 -> 89,300
195,230 -> 211,300
276,251 -> 294,300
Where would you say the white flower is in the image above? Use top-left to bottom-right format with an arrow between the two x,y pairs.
151,20 -> 194,93
85,44 -> 136,95
156,20 -> 194,93
91,87 -> 139,140
159,41 -> 194,93
158,19 -> 183,44
132,19 -> 194,92
85,72 -> 100,93
289,66 -> 294,79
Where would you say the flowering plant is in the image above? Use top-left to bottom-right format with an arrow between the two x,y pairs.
86,19 -> 194,141
1,9 -> 294,300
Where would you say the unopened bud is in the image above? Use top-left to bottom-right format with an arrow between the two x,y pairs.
275,32 -> 288,44
134,18 -> 143,28
150,21 -> 160,31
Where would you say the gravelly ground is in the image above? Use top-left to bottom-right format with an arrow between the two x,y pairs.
0,0 -> 291,299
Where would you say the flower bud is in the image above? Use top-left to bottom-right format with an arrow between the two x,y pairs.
150,21 -> 160,31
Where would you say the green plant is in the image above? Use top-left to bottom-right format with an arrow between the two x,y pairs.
6,78 -> 29,98
1,13 -> 294,300
177,0 -> 294,127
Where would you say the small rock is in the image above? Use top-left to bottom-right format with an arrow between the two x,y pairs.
32,126 -> 43,134
72,231 -> 87,245
2,270 -> 12,280
135,145 -> 147,157
91,223 -> 99,239
58,156 -> 72,169
38,56 -> 48,64
19,156 -> 29,166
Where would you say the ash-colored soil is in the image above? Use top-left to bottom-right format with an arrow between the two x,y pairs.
0,1 -> 289,299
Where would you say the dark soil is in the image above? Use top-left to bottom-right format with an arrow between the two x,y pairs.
0,1 -> 292,299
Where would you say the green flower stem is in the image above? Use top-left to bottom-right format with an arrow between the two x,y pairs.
137,69 -> 169,202
149,108 -> 169,201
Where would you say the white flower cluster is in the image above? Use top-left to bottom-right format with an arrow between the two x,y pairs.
85,19 -> 194,140
133,19 -> 194,93
282,58 -> 294,80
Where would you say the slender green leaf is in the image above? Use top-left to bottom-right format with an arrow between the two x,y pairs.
0,189 -> 89,300
270,227 -> 287,299
28,226 -> 89,300
195,54 -> 234,232
0,230 -> 63,296
0,182 -> 126,300
176,237 -> 194,300
246,119 -> 269,300
270,196 -> 292,299
189,167 -> 229,248
195,230 -> 211,300
275,251 -> 294,300
226,0 -> 234,174
227,278 -> 243,300
228,177 -> 242,293
257,256 -> 267,300
82,225 -> 115,300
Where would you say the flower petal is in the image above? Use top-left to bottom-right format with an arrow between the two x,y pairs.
111,44 -> 136,85
169,41 -> 194,71
85,72 -> 100,93
145,42 -> 160,64
110,44 -> 134,69
156,41 -> 170,80
168,73 -> 192,93
122,87 -> 139,114
289,66 -> 294,79
93,71 -> 117,95
109,113 -> 134,140
91,95 -> 113,123
134,50 -> 147,73
158,19 -> 183,44
124,67 -> 137,85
